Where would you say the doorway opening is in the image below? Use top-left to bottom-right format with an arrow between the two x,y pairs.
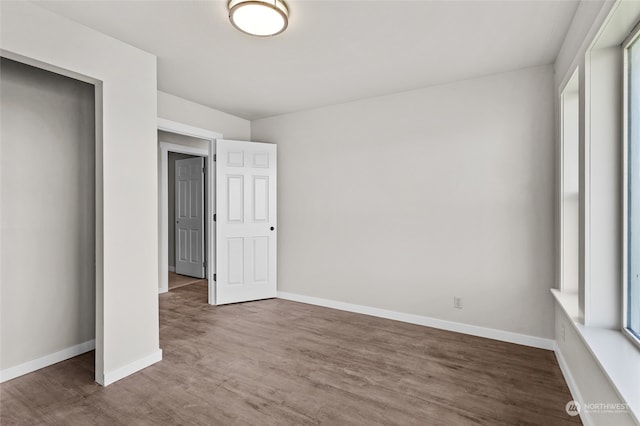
158,120 -> 221,305
168,151 -> 206,290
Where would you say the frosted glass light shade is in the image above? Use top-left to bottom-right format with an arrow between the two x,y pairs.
228,0 -> 289,37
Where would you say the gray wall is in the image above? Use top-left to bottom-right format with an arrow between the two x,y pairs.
252,65 -> 556,339
1,58 -> 95,369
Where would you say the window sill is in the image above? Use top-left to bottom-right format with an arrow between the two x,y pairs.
551,289 -> 640,423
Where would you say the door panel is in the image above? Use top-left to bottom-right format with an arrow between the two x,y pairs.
227,175 -> 244,223
216,140 -> 277,304
252,237 -> 269,282
175,156 -> 205,278
253,176 -> 269,222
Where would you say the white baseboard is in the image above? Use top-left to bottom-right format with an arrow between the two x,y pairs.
277,292 -> 554,350
0,339 -> 95,383
99,349 -> 162,386
554,342 -> 592,426
168,266 -> 175,272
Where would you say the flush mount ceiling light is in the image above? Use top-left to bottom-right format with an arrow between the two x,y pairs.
228,0 -> 289,37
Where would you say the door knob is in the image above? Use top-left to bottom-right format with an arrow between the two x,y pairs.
270,227 -> 275,231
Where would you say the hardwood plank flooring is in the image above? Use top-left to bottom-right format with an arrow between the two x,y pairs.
168,272 -> 206,290
1,281 -> 580,425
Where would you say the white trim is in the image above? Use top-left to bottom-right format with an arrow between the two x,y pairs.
623,30 -> 632,347
554,341 -> 592,426
158,118 -> 221,141
0,339 -> 95,383
552,289 -> 640,424
559,84 -> 565,293
557,1 -> 614,92
207,137 -> 216,305
99,349 -> 162,386
277,292 -> 554,350
157,119 -> 221,305
622,24 -> 640,351
160,141 -> 208,158
559,69 -> 580,295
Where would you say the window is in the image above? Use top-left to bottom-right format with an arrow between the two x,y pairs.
560,70 -> 579,294
625,27 -> 640,345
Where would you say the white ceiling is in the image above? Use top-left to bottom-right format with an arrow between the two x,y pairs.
34,0 -> 579,120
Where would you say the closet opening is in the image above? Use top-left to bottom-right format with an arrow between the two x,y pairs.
0,57 -> 97,382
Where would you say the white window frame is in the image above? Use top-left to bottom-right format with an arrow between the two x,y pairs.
622,22 -> 640,349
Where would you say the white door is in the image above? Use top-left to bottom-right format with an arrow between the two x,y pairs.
175,156 -> 205,278
216,140 -> 277,305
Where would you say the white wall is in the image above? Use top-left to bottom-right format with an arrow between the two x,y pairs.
253,65 -> 556,340
158,91 -> 250,140
0,2 -> 160,384
1,58 -> 95,370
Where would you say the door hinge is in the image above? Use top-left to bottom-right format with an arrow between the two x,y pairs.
203,261 -> 206,268
214,274 -> 217,281
214,154 -> 217,162
203,167 -> 206,173
214,213 -> 216,221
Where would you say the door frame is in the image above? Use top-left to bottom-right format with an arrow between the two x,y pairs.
158,118 -> 221,305
171,153 -> 206,278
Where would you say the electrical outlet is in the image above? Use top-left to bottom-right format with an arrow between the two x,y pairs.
453,296 -> 463,309
560,323 -> 566,343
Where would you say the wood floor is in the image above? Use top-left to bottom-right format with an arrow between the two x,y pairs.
168,271 -> 206,290
1,281 -> 579,425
